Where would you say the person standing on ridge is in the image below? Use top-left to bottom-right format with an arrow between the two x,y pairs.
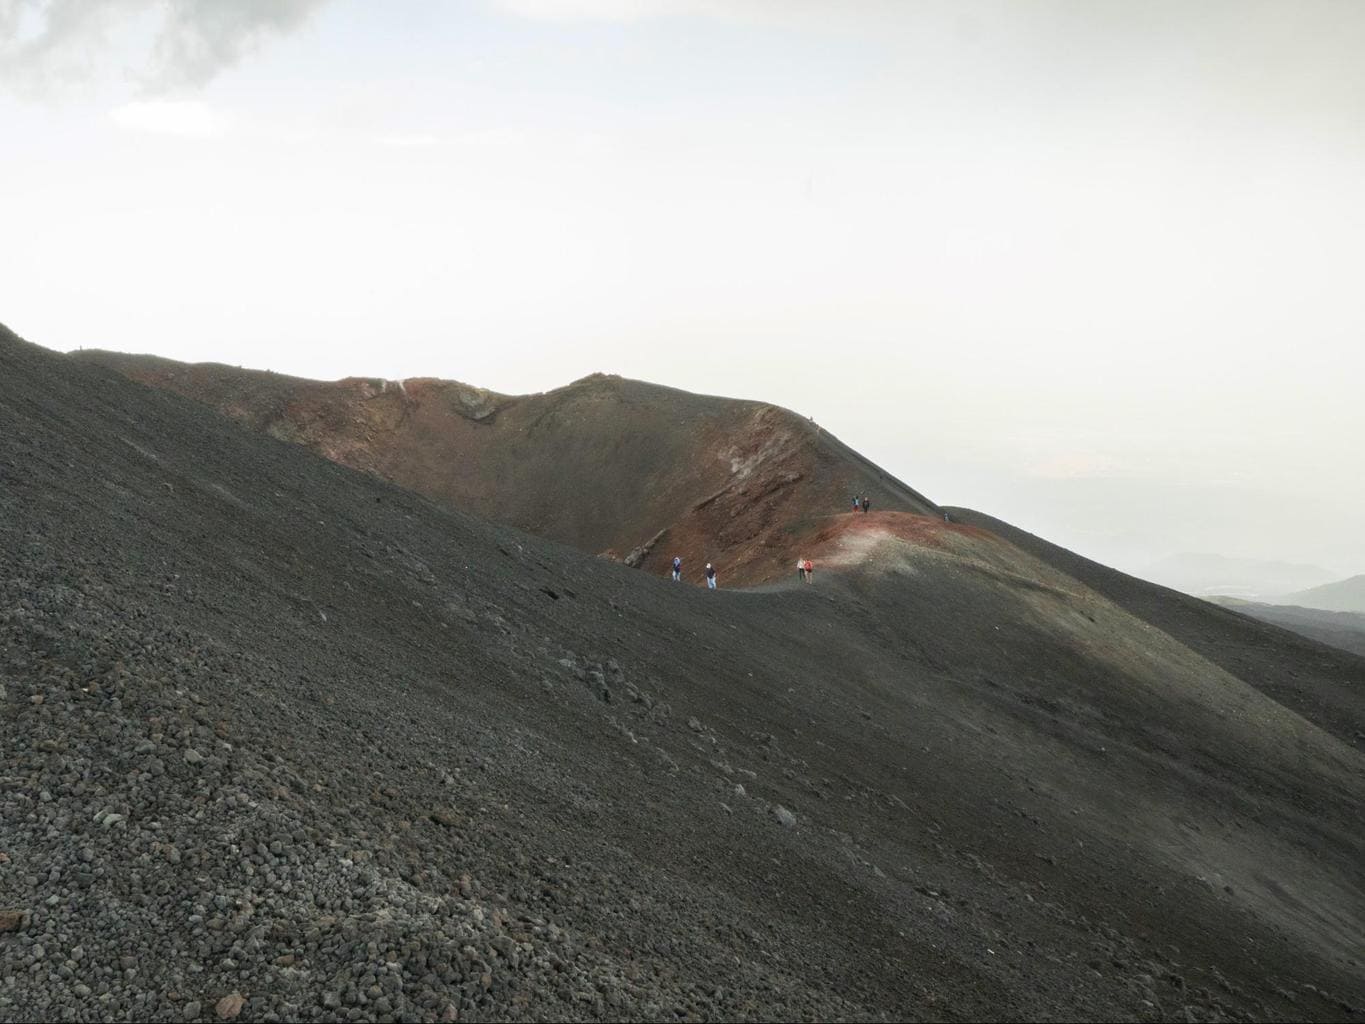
862,496 -> 871,514
671,556 -> 682,582
852,496 -> 860,513
705,563 -> 718,590
803,558 -> 814,583
796,558 -> 806,584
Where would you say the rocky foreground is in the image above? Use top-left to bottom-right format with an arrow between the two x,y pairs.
3,327 -> 1363,1022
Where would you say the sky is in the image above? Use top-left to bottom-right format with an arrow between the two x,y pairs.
2,0 -> 1362,582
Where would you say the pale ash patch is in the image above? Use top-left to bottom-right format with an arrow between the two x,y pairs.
721,430 -> 793,482
824,526 -> 899,569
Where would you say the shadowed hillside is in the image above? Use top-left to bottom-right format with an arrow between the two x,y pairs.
1,325 -> 1361,1021
1209,599 -> 1365,659
72,351 -> 940,586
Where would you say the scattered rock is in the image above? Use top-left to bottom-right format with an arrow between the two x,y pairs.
215,992 -> 246,1019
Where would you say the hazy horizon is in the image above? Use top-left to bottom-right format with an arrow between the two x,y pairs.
4,0 -> 1362,580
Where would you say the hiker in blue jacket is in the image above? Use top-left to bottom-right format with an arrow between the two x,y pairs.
671,556 -> 682,582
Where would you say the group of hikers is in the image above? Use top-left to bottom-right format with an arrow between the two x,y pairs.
670,554 -> 809,588
668,492 -> 881,589
671,556 -> 718,589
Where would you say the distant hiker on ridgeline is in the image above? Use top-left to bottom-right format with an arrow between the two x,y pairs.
672,556 -> 682,582
861,496 -> 870,514
851,496 -> 860,513
705,563 -> 718,590
803,558 -> 814,583
796,558 -> 806,584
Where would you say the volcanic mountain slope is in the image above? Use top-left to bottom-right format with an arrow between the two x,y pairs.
2,324 -> 1363,1022
73,350 -> 940,585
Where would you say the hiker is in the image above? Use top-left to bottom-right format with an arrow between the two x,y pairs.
705,563 -> 718,590
796,558 -> 806,583
803,558 -> 814,583
862,496 -> 870,514
671,555 -> 682,582
851,496 -> 860,513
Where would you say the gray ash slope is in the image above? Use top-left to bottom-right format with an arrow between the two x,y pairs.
1,325 -> 1363,1023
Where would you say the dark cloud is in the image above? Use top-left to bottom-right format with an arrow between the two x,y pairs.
0,0 -> 331,93
147,0 -> 330,89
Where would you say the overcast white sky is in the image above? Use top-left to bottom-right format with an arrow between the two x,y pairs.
2,0 -> 1362,580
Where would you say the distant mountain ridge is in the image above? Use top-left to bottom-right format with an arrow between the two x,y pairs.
1138,551 -> 1339,599
1278,574 -> 1365,614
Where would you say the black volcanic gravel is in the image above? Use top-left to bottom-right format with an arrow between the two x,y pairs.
1,327 -> 1363,1022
